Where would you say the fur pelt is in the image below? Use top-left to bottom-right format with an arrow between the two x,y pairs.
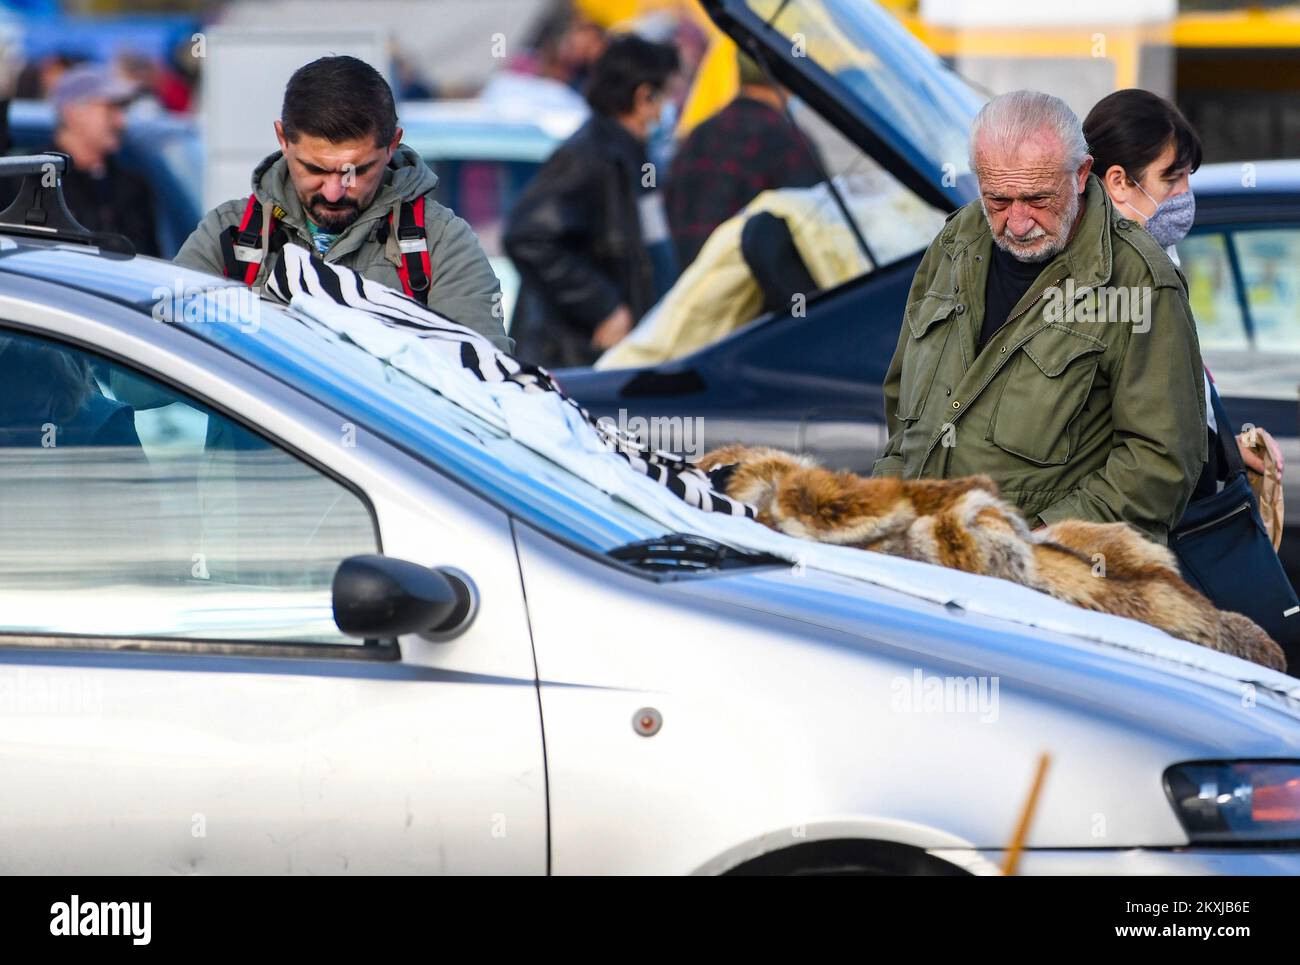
698,444 -> 1286,672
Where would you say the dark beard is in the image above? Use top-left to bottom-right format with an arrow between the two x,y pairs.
307,195 -> 361,232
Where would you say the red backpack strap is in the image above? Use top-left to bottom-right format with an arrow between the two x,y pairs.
218,196 -> 276,286
391,197 -> 431,303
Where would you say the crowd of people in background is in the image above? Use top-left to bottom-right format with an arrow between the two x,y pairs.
14,39 -> 200,113
499,5 -> 826,368
0,0 -> 831,366
0,26 -> 203,258
0,0 -> 841,370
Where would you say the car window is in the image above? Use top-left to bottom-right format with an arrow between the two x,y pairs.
0,327 -> 378,645
788,102 -> 948,271
1181,232 -> 1249,350
1233,228 -> 1300,351
745,0 -> 984,208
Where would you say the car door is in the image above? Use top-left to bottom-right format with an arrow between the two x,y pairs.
0,319 -> 547,874
1179,223 -> 1300,578
1180,227 -> 1300,448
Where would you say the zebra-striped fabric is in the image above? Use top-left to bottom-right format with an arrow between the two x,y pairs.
265,244 -> 754,519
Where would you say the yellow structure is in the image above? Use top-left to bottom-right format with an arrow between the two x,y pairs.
577,0 -> 741,135
580,0 -> 1300,157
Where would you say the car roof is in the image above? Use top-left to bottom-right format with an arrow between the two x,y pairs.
1190,158 -> 1300,196
397,99 -> 581,162
8,98 -> 198,140
0,237 -> 234,310
0,235 -> 678,557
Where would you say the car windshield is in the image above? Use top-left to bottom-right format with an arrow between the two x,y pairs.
197,299 -> 674,554
0,247 -> 683,554
196,300 -> 702,563
781,100 -> 948,272
746,0 -> 983,204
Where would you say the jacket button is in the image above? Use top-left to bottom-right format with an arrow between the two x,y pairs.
952,400 -> 961,409
954,304 -> 966,314
1116,219 -> 1131,230
1000,346 -> 1007,353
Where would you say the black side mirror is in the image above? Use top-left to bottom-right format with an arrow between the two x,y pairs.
332,554 -> 477,640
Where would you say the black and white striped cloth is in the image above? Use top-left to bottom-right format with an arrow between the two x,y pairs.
265,244 -> 754,519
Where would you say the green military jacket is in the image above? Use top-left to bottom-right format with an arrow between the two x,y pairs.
873,175 -> 1206,543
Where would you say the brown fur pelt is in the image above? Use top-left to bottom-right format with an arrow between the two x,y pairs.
698,444 -> 1286,672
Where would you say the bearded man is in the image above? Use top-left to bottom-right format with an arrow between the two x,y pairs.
873,90 -> 1205,544
177,55 -> 510,350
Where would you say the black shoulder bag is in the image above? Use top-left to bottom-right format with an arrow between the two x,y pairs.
1171,385 -> 1300,668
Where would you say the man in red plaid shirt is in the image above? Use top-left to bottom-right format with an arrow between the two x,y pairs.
665,50 -> 824,270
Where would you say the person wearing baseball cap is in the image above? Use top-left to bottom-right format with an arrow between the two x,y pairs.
33,63 -> 159,255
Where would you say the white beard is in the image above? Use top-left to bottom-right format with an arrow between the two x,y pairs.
985,190 -> 1080,264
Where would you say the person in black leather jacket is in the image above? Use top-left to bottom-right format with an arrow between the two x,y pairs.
504,34 -> 679,369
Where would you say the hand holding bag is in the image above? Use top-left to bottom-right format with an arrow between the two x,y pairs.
1242,428 -> 1285,551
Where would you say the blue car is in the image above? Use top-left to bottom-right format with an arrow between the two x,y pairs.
557,0 -> 1300,581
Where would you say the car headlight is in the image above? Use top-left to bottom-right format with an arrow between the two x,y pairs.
1164,761 -> 1300,843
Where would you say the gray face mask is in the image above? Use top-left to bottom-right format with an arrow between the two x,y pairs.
1122,179 -> 1196,248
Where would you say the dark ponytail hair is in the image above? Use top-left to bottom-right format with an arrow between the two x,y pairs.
1083,88 -> 1202,185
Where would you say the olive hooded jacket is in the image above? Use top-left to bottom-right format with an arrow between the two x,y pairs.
873,175 -> 1206,543
176,145 -> 511,352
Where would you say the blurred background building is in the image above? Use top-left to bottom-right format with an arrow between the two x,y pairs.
0,0 -> 1294,309
887,0 -> 1300,161
2,1 -> 1295,158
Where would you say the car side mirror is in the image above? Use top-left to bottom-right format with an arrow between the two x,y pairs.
332,554 -> 477,640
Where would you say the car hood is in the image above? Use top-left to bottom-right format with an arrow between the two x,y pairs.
700,0 -> 984,211
668,564 -> 1300,723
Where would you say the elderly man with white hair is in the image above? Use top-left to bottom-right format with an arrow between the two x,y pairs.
872,90 -> 1206,544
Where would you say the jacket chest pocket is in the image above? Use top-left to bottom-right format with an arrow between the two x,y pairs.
897,294 -> 957,421
988,325 -> 1105,465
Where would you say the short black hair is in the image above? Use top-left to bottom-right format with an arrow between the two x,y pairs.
281,55 -> 397,147
1083,88 -> 1203,184
584,34 -> 679,117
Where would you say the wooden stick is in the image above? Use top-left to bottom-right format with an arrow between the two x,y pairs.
1002,752 -> 1051,876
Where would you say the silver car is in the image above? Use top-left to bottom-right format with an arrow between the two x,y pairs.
0,223 -> 1299,875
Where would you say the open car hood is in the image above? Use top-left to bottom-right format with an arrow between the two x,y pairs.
700,0 -> 984,212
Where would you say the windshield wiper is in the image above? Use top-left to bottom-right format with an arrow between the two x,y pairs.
609,533 -> 788,572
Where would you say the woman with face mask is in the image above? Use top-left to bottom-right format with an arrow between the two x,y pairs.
1084,89 -> 1201,259
1084,89 -> 1283,493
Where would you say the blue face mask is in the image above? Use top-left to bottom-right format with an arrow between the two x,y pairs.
1122,178 -> 1196,248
